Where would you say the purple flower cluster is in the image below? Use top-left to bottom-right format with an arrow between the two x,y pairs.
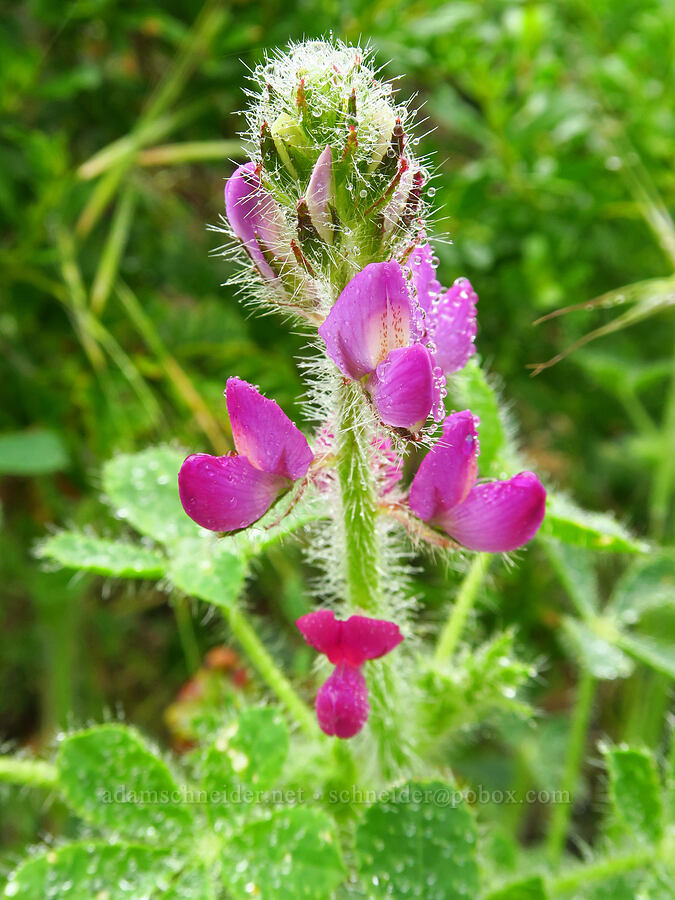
178,157 -> 547,737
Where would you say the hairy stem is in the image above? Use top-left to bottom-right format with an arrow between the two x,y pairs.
336,383 -> 381,613
435,553 -> 490,663
546,667 -> 596,865
0,757 -> 58,790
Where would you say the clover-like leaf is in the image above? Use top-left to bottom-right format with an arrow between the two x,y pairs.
169,538 -> 247,609
38,531 -> 166,578
103,446 -> 200,544
3,842 -> 177,899
223,807 -> 345,899
356,780 -> 479,900
57,725 -> 194,843
561,617 -> 634,680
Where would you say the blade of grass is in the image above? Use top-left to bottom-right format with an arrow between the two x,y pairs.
137,140 -> 243,167
90,185 -> 137,316
116,281 -> 230,453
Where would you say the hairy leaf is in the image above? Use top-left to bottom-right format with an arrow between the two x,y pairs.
57,725 -> 194,843
539,493 -> 648,554
223,807 -> 345,899
169,538 -> 246,609
561,617 -> 634,680
2,842 -> 176,899
605,747 -> 663,843
449,357 -> 506,475
356,780 -> 479,899
103,445 -> 200,544
38,531 -> 166,578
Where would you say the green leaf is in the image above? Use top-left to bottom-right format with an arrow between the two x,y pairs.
3,842 -> 176,899
223,807 -> 345,899
608,552 -> 675,624
162,863 -> 215,899
605,747 -> 663,843
169,538 -> 247,609
542,538 -> 598,619
561,617 -> 634,679
0,428 -> 68,475
356,780 -> 479,899
617,631 -> 675,679
539,493 -> 648,554
57,725 -> 194,843
38,531 -> 166,578
202,707 -> 289,794
449,357 -> 505,475
485,875 -> 548,900
103,446 -> 200,544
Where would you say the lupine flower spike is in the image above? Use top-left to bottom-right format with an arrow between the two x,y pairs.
409,410 -> 546,552
318,252 -> 477,432
179,378 -> 313,532
296,610 -> 403,738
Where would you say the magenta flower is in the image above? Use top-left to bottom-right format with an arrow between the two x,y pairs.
296,610 -> 403,738
225,162 -> 289,281
178,378 -> 313,532
318,254 -> 478,431
304,145 -> 334,244
407,242 -> 478,375
409,410 -> 546,552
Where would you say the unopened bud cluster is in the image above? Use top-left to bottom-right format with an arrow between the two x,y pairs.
238,40 -> 427,299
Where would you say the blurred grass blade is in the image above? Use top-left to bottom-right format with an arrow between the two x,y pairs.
90,186 -> 137,316
56,227 -> 105,369
137,140 -> 243,167
530,276 -> 675,375
117,281 -> 230,453
141,0 -> 227,124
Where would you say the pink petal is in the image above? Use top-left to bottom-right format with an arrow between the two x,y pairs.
342,615 -> 404,665
406,243 -> 441,313
427,277 -> 478,375
315,664 -> 370,738
368,344 -> 434,431
305,145 -> 334,244
226,378 -> 313,480
296,609 -> 341,661
178,453 -> 285,532
409,410 -> 479,521
318,262 -> 414,379
296,610 -> 404,666
224,162 -> 288,280
439,471 -> 547,552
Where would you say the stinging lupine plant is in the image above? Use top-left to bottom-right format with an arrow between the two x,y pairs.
178,40 -> 546,756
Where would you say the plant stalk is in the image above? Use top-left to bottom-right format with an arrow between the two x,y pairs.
435,552 -> 490,663
546,667 -> 596,865
0,757 -> 58,790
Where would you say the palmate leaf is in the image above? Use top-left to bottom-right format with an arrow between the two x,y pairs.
617,631 -> 675,680
607,552 -> 675,624
38,531 -> 166,578
542,539 -> 598,620
2,842 -> 178,900
168,537 -> 247,609
102,445 -> 201,544
200,707 -> 289,796
56,725 -> 194,844
355,780 -> 479,900
222,807 -> 345,899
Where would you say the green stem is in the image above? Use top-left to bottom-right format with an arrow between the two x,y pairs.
223,604 -> 319,740
172,595 -> 201,674
435,553 -> 490,663
549,845 -> 657,896
546,667 -> 596,866
0,757 -> 58,790
649,338 -> 675,540
336,383 -> 381,613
